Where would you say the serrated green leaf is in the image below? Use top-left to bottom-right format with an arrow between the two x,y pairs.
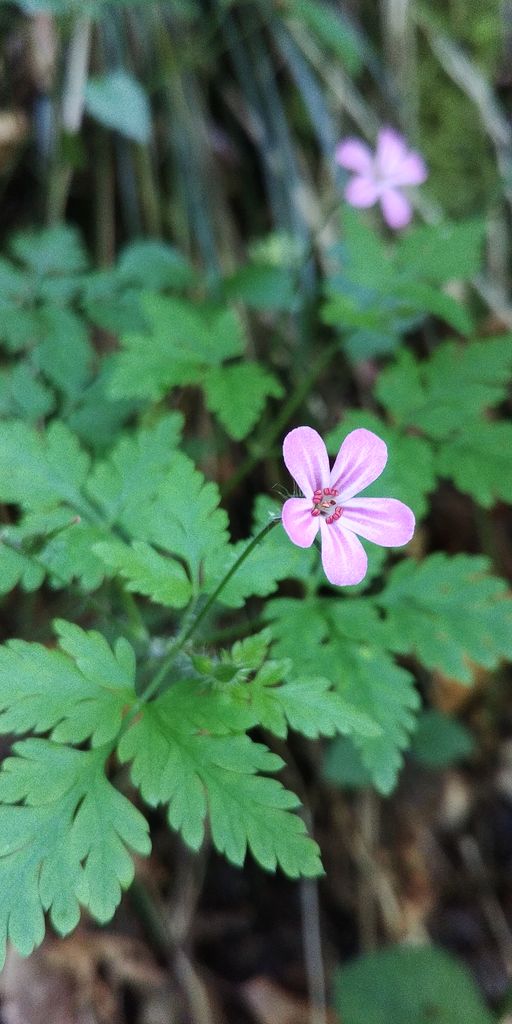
242,670 -> 381,740
0,542 -> 45,594
109,293 -> 245,400
87,413 -> 183,526
203,363 -> 283,440
334,945 -> 494,1024
0,740 -> 150,967
32,306 -> 93,399
94,539 -> 192,609
119,695 -> 322,877
0,620 -> 136,746
435,420 -> 512,507
393,280 -> 474,335
130,450 -> 229,592
0,306 -> 40,353
0,420 -> 92,515
0,415 -> 185,596
339,206 -> 392,289
117,240 -> 195,291
0,363 -> 55,421
9,225 -> 88,277
376,338 -> 512,439
223,263 -> 296,310
65,357 -> 139,451
265,597 -> 419,793
395,219 -> 485,284
378,554 -> 512,682
85,70 -> 151,144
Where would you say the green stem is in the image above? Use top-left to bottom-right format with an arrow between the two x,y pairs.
222,338 -> 340,498
137,518 -> 280,706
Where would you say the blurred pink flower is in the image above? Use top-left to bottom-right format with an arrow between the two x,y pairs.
335,127 -> 427,229
281,426 -> 415,586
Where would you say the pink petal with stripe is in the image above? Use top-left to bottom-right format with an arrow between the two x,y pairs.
340,497 -> 415,546
281,497 -> 320,548
380,188 -> 412,229
345,175 -> 380,208
393,152 -> 428,186
319,521 -> 368,586
330,428 -> 388,501
376,127 -> 408,175
283,426 -> 330,498
335,138 -> 374,174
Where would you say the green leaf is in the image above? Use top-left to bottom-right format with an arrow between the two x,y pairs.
65,358 -> 139,451
325,411 -> 436,519
378,554 -> 512,683
0,740 -> 150,967
339,206 -> 392,289
265,597 -> 419,794
87,413 -> 184,527
435,420 -> 512,507
0,415 -> 184,595
94,539 -> 192,609
119,697 -> 323,877
80,269 -> 148,335
0,620 -> 136,746
334,945 -> 494,1024
395,219 -> 486,284
109,293 -> 245,400
393,280 -> 474,335
218,632 -> 379,740
0,420 -> 91,514
223,264 -> 296,311
411,710 -> 474,768
85,70 -> 151,143
9,225 -> 88,277
0,542 -> 45,595
129,450 -> 229,592
376,338 -> 512,439
117,240 -> 195,291
0,363 -> 55,422
0,307 -> 41,353
239,670 -> 381,741
32,306 -> 93,399
203,363 -> 283,440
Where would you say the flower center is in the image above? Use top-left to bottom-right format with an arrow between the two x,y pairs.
311,488 -> 343,524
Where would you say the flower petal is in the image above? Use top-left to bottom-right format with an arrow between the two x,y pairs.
375,127 -> 408,176
283,426 -> 330,498
392,152 -> 428,186
345,175 -> 380,208
282,497 -> 320,548
330,428 -> 388,501
335,138 -> 374,174
340,497 -> 415,546
380,188 -> 412,229
319,520 -> 368,586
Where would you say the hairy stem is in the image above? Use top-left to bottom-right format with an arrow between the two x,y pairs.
138,518 -> 280,705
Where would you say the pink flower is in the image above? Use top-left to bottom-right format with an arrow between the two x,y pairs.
335,127 -> 427,229
281,426 -> 415,586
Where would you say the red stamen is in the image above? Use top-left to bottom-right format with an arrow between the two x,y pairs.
311,508 -> 321,517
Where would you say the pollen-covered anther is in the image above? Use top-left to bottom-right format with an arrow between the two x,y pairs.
326,506 -> 343,524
